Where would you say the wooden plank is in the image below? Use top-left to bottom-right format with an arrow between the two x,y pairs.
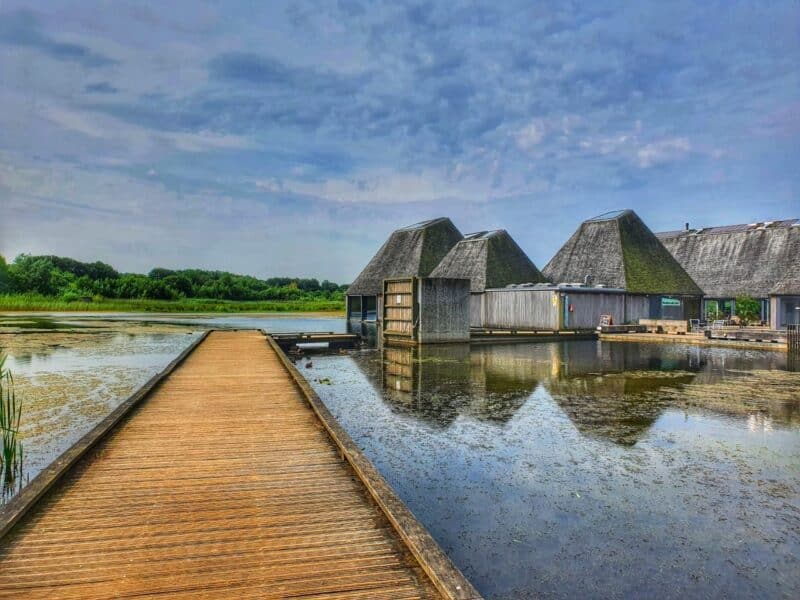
0,331 -> 452,599
385,280 -> 413,294
385,307 -> 414,320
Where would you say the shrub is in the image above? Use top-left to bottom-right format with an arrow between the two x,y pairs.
735,295 -> 761,326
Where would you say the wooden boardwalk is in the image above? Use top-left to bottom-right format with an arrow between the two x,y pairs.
0,331 -> 474,599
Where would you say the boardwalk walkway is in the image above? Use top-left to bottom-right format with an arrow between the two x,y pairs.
0,331 -> 457,599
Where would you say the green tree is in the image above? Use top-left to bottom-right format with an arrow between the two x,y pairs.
162,274 -> 194,297
9,255 -> 60,295
148,268 -> 175,280
4,253 -> 347,304
0,256 -> 9,294
735,295 -> 761,326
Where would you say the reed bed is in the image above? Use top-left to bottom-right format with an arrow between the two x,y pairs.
0,353 -> 23,501
0,294 -> 344,313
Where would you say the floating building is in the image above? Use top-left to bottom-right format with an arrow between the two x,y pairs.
346,217 -> 463,321
657,219 -> 800,329
346,210 -> 800,333
542,209 -> 703,321
430,230 -> 545,326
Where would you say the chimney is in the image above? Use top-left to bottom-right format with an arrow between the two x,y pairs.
685,222 -> 690,231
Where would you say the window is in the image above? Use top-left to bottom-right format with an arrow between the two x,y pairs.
348,296 -> 362,318
364,296 -> 377,321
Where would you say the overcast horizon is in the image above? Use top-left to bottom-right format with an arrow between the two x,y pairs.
1,1 -> 798,282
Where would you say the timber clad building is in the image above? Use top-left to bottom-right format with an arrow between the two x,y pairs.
430,230 -> 546,326
657,219 -> 800,329
345,218 -> 463,321
347,210 -> 799,331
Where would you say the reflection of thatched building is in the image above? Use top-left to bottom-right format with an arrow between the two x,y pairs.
346,218 -> 462,321
431,230 -> 545,326
542,341 -> 697,446
657,219 -> 800,328
543,209 -> 703,321
378,344 -> 537,428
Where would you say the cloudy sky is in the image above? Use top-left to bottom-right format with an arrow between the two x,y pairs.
1,1 -> 797,282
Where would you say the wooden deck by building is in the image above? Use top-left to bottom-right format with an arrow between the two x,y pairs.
271,331 -> 359,350
0,330 -> 478,599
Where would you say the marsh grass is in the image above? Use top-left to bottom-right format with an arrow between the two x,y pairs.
0,353 -> 24,500
0,294 -> 344,313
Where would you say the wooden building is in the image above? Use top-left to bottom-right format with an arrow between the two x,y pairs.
657,219 -> 800,328
430,229 -> 546,327
543,209 -> 703,321
346,217 -> 463,321
482,283 -> 628,330
382,277 -> 471,345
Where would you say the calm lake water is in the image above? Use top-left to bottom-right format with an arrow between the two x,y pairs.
306,341 -> 800,599
1,314 -> 798,598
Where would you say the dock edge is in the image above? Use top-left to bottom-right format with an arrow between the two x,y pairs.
264,331 -> 483,600
0,330 -> 211,539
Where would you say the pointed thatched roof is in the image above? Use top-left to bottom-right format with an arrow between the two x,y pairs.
430,229 -> 545,292
657,219 -> 800,297
347,217 -> 463,296
543,209 -> 702,295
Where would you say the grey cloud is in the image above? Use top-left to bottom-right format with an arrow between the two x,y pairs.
0,10 -> 117,67
84,82 -> 118,94
208,52 -> 363,96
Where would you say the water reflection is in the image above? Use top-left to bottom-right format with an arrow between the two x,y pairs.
308,340 -> 800,599
379,345 -> 535,428
361,341 -> 799,444
347,320 -> 379,346
542,342 -> 698,445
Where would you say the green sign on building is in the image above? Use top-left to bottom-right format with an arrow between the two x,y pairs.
661,297 -> 682,307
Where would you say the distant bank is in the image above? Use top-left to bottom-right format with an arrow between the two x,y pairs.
0,254 -> 348,314
0,294 -> 344,314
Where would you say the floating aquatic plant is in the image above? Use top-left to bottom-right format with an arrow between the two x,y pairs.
0,353 -> 24,498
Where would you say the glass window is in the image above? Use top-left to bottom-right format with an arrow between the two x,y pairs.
364,296 -> 377,321
779,297 -> 800,329
348,296 -> 362,318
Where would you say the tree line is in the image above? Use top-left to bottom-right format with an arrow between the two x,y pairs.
0,254 -> 347,302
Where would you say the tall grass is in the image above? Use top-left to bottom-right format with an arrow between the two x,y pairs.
0,294 -> 345,314
0,353 -> 23,500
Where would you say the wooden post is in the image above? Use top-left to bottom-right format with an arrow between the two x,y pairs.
787,326 -> 799,372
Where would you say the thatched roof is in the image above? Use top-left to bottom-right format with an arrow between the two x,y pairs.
543,209 -> 702,295
347,217 -> 463,296
430,230 -> 545,292
657,219 -> 800,297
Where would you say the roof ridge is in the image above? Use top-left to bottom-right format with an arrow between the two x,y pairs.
397,216 -> 452,231
657,218 -> 799,237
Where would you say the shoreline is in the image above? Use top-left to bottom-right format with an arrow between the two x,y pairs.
0,294 -> 345,315
599,331 -> 787,352
0,311 -> 346,335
